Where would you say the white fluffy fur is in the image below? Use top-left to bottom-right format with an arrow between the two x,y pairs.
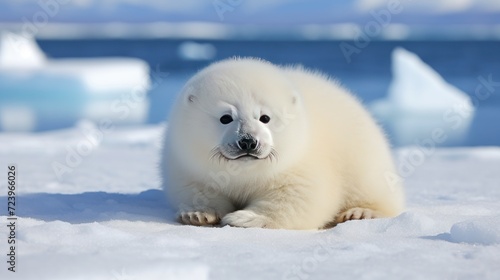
161,58 -> 404,230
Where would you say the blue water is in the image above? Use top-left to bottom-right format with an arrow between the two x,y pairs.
28,39 -> 500,145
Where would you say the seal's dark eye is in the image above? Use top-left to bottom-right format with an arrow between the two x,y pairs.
220,114 -> 233,125
259,115 -> 271,124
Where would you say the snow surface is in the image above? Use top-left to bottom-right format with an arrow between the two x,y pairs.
371,48 -> 474,146
0,33 -> 150,131
1,124 -> 499,280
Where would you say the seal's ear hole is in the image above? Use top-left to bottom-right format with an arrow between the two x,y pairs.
187,95 -> 196,103
291,91 -> 299,105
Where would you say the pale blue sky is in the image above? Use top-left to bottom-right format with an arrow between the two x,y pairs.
0,0 -> 499,25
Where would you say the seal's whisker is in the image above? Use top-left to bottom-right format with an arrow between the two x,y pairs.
274,149 -> 279,161
268,147 -> 279,163
209,147 -> 219,160
214,150 -> 228,164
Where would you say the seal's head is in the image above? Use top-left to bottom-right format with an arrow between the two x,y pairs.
167,58 -> 309,179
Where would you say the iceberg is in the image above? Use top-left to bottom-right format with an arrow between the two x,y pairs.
0,72 -> 88,131
0,32 -> 46,70
177,41 -> 216,61
371,48 -> 474,146
0,32 -> 150,132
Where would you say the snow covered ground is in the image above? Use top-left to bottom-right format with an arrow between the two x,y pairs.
0,124 -> 499,280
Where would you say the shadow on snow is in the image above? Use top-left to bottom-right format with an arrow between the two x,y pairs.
4,189 -> 175,224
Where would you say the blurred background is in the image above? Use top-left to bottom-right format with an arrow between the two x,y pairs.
0,0 -> 499,146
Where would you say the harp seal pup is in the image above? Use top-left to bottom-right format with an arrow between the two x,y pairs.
161,58 -> 404,230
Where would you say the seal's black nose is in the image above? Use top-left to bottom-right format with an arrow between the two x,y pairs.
238,137 -> 258,152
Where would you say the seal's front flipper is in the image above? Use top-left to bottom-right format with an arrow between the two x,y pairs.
335,207 -> 381,223
178,209 -> 220,226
